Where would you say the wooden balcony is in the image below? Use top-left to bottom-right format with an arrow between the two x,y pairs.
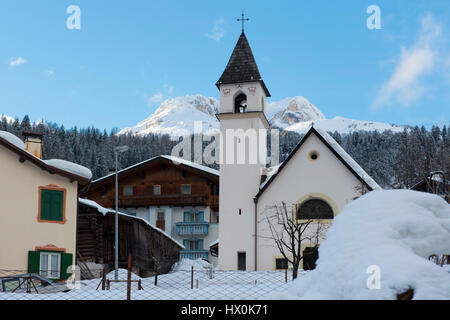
175,222 -> 209,236
118,194 -> 207,208
180,250 -> 209,260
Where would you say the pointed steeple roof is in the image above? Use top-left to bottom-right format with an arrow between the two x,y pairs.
216,32 -> 270,97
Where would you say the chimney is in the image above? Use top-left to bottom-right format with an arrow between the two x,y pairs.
108,168 -> 116,175
23,131 -> 44,159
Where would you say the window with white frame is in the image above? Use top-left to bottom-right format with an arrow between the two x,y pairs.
39,252 -> 61,279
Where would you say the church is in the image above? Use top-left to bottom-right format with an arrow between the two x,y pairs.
216,30 -> 382,271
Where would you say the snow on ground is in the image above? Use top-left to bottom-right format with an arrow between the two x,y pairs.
171,258 -> 215,271
272,190 -> 450,300
44,159 -> 93,180
0,268 -> 298,300
0,130 -> 26,150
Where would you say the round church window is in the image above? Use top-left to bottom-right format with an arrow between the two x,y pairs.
309,150 -> 319,161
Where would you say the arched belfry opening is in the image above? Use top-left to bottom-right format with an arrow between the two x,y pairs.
234,93 -> 247,113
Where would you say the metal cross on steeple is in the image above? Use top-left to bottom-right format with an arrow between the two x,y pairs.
237,10 -> 249,32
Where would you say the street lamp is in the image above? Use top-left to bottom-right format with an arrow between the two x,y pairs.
114,145 -> 129,280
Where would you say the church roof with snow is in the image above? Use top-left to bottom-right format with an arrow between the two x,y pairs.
216,32 -> 270,97
256,126 -> 382,198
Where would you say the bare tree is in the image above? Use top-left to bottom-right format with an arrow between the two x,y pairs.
261,201 -> 329,279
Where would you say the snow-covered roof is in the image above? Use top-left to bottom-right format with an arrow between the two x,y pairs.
209,239 -> 219,247
44,159 -> 93,180
78,198 -> 185,249
0,130 -> 91,184
0,130 -> 26,150
257,126 -> 381,198
92,154 -> 218,184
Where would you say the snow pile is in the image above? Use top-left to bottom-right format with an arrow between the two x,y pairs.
277,190 -> 450,300
44,159 -> 93,180
0,130 -> 26,150
171,259 -> 214,272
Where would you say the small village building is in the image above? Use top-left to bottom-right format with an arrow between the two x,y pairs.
0,131 -> 91,280
80,155 -> 220,265
77,199 -> 183,277
215,31 -> 382,271
411,171 -> 449,203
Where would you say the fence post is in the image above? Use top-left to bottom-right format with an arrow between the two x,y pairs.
138,279 -> 142,290
154,264 -> 158,286
127,254 -> 132,300
191,266 -> 194,289
285,268 -> 288,283
102,266 -> 106,290
196,279 -> 198,289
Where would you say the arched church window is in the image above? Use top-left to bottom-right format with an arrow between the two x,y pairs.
296,199 -> 333,220
234,93 -> 247,113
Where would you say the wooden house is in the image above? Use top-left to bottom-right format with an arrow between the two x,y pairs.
80,155 -> 220,265
77,199 -> 184,277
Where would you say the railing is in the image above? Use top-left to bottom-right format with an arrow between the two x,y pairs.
175,222 -> 209,236
179,250 -> 209,260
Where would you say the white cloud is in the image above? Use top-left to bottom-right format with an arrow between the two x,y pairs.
9,57 -> 27,68
373,15 -> 442,108
206,18 -> 226,42
147,84 -> 174,105
45,68 -> 55,78
148,92 -> 164,104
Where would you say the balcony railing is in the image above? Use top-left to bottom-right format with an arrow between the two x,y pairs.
175,222 -> 209,236
180,250 -> 209,260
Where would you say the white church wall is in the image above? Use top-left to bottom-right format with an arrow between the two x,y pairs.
256,132 -> 365,271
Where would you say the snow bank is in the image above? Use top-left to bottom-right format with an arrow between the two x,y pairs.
277,190 -> 450,300
171,258 -> 214,272
44,159 -> 92,180
0,130 -> 26,150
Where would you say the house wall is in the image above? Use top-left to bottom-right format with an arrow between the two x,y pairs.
256,132 -> 365,271
0,147 -> 78,271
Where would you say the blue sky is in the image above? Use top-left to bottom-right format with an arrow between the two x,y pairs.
1,0 -> 449,131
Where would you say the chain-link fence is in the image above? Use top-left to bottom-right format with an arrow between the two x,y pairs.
0,267 -> 302,300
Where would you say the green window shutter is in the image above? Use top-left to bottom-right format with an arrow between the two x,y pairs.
40,189 -> 64,221
28,251 -> 40,274
199,211 -> 204,222
60,253 -> 73,280
199,239 -> 203,250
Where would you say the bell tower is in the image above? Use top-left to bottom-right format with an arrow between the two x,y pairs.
216,30 -> 270,271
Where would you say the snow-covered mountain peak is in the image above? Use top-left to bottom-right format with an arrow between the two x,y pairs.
268,96 -> 325,129
119,94 -> 404,139
119,94 -> 219,137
